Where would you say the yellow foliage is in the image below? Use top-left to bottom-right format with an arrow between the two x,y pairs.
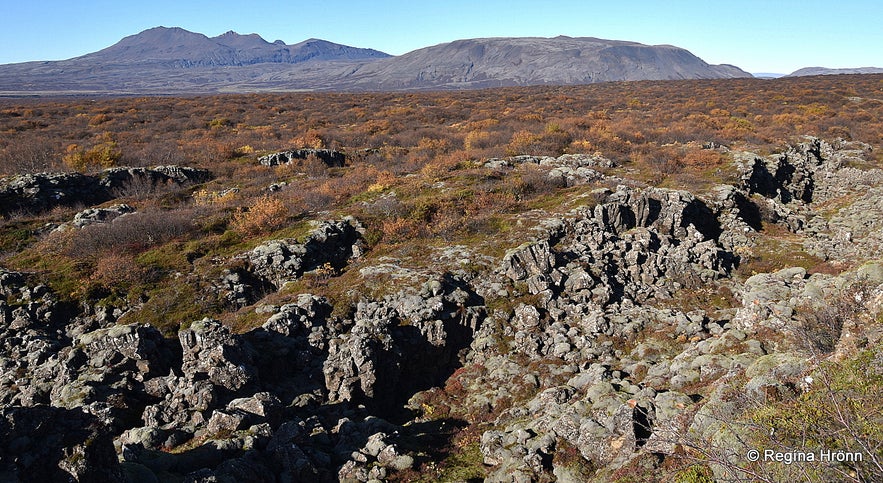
231,195 -> 290,235
416,137 -> 450,152
62,133 -> 122,171
464,130 -> 491,150
506,130 -> 539,155
505,127 -> 573,156
570,139 -> 594,151
367,183 -> 387,193
291,129 -> 325,149
88,113 -> 110,126
193,188 -> 239,206
366,170 -> 396,193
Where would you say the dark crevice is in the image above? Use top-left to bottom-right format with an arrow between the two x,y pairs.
633,405 -> 653,448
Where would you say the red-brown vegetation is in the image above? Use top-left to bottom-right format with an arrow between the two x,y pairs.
0,74 -> 881,327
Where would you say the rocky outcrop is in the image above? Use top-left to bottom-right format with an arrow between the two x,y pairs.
461,137 -> 883,481
179,318 -> 258,393
338,431 -> 416,481
0,272 -> 176,429
804,185 -> 883,261
0,261 -> 488,480
324,276 -> 484,410
221,218 -> 365,306
50,203 -> 136,233
101,165 -> 213,192
0,166 -> 212,216
733,138 -> 883,261
0,172 -> 108,217
500,185 -> 734,312
0,269 -> 72,408
484,153 -> 618,188
259,149 -> 346,167
503,240 -> 556,282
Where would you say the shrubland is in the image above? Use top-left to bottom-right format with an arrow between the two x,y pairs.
1,74 -> 882,482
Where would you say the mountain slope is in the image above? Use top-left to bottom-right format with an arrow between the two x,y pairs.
0,28 -> 750,94
335,36 -> 751,90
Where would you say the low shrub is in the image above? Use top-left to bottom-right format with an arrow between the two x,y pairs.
230,195 -> 290,235
62,136 -> 122,171
65,209 -> 198,258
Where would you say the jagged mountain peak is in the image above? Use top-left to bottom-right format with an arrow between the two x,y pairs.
72,26 -> 388,67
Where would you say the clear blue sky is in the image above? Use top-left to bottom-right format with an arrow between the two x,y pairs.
1,0 -> 881,74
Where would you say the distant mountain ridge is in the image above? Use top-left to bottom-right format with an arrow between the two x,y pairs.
0,27 -> 751,94
787,66 -> 883,77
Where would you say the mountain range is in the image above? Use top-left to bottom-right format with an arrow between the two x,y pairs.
0,26 -> 754,94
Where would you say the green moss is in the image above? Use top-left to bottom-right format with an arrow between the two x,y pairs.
522,185 -> 597,212
0,223 -> 35,254
673,465 -> 714,483
658,284 -> 740,314
120,282 -> 218,336
738,340 -> 883,482
7,250 -> 85,301
735,226 -> 826,278
136,242 -> 193,273
815,192 -> 862,221
434,442 -> 487,482
265,219 -> 312,243
217,229 -> 243,250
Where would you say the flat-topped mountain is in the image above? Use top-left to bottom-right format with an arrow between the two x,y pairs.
787,66 -> 883,77
0,27 -> 751,94
336,36 -> 751,89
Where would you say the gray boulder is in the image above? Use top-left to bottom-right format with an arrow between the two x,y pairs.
179,318 -> 258,392
69,203 -> 136,229
503,240 -> 556,282
324,277 -> 483,409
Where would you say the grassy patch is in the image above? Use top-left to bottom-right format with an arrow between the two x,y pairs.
659,284 -> 740,314
435,441 -> 486,482
735,224 -> 827,278
0,221 -> 36,256
119,280 -> 219,336
7,248 -> 86,302
222,308 -> 270,334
